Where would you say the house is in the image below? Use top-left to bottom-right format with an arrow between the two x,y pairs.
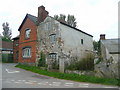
12,35 -> 19,63
15,14 -> 38,65
0,41 -> 13,54
13,6 -> 93,71
13,6 -> 48,65
36,6 -> 93,72
0,40 -> 13,63
95,34 -> 120,79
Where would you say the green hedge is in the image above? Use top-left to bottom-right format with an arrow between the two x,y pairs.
2,54 -> 13,63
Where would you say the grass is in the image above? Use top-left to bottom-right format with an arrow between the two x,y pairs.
15,64 -> 120,86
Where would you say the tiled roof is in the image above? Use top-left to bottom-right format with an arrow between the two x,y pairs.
101,38 -> 120,53
18,14 -> 37,31
2,41 -> 13,51
27,14 -> 37,25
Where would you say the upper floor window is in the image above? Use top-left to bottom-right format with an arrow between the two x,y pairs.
25,28 -> 31,39
22,47 -> 31,58
81,39 -> 83,45
45,22 -> 51,30
49,34 -> 56,44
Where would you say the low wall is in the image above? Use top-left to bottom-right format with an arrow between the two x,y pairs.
65,70 -> 95,76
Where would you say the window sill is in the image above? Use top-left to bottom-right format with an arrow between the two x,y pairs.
22,57 -> 31,59
25,38 -> 30,40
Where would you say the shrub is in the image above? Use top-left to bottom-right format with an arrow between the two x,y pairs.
52,60 -> 59,70
95,56 -> 103,64
2,37 -> 12,42
66,53 -> 95,71
38,52 -> 46,67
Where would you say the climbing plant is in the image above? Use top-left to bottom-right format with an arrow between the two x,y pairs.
38,52 -> 46,67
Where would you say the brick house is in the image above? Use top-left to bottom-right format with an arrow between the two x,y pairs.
0,40 -> 13,63
13,14 -> 38,64
13,36 -> 19,62
1,41 -> 13,54
13,6 -> 48,64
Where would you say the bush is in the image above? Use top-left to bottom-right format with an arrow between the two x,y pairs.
38,52 -> 47,67
95,56 -> 103,64
2,37 -> 12,42
52,60 -> 59,70
66,53 -> 95,70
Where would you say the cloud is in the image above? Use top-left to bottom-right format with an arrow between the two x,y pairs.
0,0 -> 119,40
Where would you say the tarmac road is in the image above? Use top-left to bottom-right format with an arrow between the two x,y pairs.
1,63 -> 119,88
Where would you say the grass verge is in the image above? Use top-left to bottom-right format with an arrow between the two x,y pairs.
15,64 -> 120,86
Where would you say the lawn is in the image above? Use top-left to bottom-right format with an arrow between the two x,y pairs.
15,64 -> 120,86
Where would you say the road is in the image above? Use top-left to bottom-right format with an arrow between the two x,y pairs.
1,63 -> 119,88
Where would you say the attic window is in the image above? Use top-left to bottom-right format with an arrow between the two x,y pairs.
25,28 -> 31,39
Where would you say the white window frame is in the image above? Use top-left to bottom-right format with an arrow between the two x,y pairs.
25,28 -> 31,39
49,53 -> 57,60
22,47 -> 31,58
50,34 -> 56,44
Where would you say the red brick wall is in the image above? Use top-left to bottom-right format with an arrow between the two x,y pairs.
19,18 -> 37,63
13,39 -> 19,62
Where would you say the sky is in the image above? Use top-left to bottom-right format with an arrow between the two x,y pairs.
0,0 -> 119,41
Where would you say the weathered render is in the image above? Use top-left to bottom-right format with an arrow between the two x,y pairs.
36,16 -> 93,72
95,38 -> 120,79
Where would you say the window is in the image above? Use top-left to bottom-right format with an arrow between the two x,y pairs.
15,40 -> 19,46
50,34 -> 56,44
25,28 -> 31,39
49,53 -> 57,60
22,47 -> 31,58
81,39 -> 83,44
16,43 -> 19,46
16,51 -> 19,59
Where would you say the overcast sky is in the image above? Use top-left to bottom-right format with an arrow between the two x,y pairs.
0,0 -> 119,41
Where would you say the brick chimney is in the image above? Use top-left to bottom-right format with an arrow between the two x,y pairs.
37,5 -> 49,24
100,34 -> 106,40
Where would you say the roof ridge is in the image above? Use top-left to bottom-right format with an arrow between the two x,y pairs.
27,13 -> 37,18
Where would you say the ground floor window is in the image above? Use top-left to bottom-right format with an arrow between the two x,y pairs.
49,53 -> 57,60
22,47 -> 31,58
49,53 -> 59,69
16,51 -> 19,59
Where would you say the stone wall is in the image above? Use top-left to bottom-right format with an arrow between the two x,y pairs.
36,16 -> 93,72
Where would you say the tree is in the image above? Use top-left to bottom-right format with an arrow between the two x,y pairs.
54,14 -> 77,27
67,14 -> 76,27
93,40 -> 101,55
2,22 -> 12,39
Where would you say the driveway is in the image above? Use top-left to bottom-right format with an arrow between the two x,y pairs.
1,63 -> 119,88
